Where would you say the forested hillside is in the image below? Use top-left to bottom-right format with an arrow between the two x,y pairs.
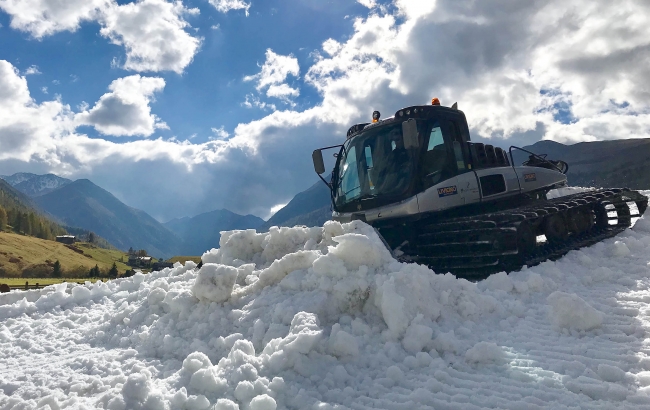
0,178 -> 67,240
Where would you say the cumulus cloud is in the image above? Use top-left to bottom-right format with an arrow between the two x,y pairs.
208,0 -> 250,16
100,0 -> 202,73
357,0 -> 377,9
0,0 -> 201,74
75,75 -> 168,137
244,49 -> 300,104
0,0 -> 110,38
0,60 -> 75,162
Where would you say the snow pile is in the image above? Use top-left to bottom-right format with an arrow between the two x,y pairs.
1,193 -> 650,409
547,291 -> 604,331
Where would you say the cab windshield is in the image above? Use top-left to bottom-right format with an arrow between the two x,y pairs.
335,123 -> 415,209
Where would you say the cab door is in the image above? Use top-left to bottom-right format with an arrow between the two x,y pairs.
417,120 -> 466,212
446,118 -> 480,205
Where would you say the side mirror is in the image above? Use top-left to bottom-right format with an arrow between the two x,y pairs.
312,149 -> 325,174
402,118 -> 420,149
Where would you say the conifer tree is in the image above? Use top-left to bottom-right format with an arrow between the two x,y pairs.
89,264 -> 100,278
52,260 -> 62,278
109,262 -> 118,278
0,206 -> 7,231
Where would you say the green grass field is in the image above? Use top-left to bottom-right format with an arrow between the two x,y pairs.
167,255 -> 202,264
0,232 -> 130,277
0,277 -> 106,287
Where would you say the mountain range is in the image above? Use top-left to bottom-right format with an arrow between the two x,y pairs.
519,138 -> 650,189
258,181 -> 332,231
32,179 -> 182,258
0,172 -> 71,197
1,174 -> 267,258
164,209 -> 264,255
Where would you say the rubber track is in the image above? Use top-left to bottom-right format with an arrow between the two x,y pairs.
402,188 -> 648,280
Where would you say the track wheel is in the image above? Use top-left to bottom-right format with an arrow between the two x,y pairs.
544,213 -> 568,243
515,221 -> 536,255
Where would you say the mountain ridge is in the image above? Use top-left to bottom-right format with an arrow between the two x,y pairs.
1,173 -> 72,197
33,179 -> 182,258
164,208 -> 264,255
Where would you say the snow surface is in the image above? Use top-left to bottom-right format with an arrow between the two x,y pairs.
2,190 -> 650,409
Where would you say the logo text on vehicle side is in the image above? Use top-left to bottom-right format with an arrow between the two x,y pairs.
438,185 -> 458,197
524,173 -> 537,182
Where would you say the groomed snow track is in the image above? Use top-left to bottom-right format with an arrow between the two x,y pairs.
410,189 -> 649,279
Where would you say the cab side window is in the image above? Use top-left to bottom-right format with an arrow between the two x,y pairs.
421,122 -> 453,188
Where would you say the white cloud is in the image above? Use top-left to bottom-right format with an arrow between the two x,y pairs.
41,86 -> 47,94
75,75 -> 167,137
100,0 -> 202,73
24,65 -> 41,75
210,126 -> 230,140
0,60 -> 75,162
357,0 -> 377,9
244,49 -> 300,103
211,24 -> 220,30
265,202 -> 287,220
321,39 -> 342,56
208,0 -> 250,16
0,0 -> 110,38
241,93 -> 277,111
0,0 -> 201,74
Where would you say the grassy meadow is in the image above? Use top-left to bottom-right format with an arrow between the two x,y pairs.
167,255 -> 202,264
0,231 -> 129,278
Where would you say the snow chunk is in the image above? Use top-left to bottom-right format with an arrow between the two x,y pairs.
597,364 -> 626,382
547,291 -> 604,331
71,285 -> 91,303
608,241 -> 631,257
214,399 -> 240,410
329,233 -> 392,270
263,312 -> 323,373
249,394 -> 277,410
282,312 -> 323,354
386,365 -> 404,382
183,352 -> 212,374
465,341 -> 505,364
482,271 -> 514,292
192,264 -> 238,303
122,373 -> 150,402
328,324 -> 359,357
402,322 -> 433,354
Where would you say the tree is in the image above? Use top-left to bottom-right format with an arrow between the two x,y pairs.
89,232 -> 96,244
21,212 -> 31,235
0,206 -> 7,231
89,264 -> 100,278
108,262 -> 118,278
12,210 -> 21,233
137,249 -> 147,257
52,260 -> 62,278
128,247 -> 134,255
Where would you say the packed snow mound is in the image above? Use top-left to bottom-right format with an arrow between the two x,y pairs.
2,195 -> 650,409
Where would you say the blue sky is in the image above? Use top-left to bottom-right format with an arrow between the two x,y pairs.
0,0 -> 649,222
